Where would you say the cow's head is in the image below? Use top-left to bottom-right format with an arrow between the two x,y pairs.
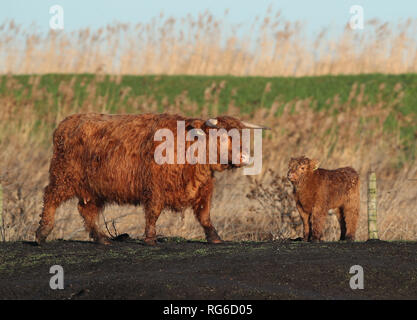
187,116 -> 268,172
287,156 -> 320,183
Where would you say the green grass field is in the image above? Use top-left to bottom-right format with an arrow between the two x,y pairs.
3,73 -> 417,113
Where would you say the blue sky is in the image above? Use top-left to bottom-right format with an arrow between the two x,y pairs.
1,0 -> 415,34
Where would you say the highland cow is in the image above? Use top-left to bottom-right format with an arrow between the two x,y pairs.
287,156 -> 360,242
35,113 -> 266,245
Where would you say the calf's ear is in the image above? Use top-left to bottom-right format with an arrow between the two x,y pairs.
311,159 -> 320,170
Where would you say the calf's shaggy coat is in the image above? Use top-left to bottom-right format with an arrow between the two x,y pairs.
287,156 -> 360,242
36,113 -> 263,245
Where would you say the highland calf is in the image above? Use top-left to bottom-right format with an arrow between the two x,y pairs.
35,113 -> 265,245
287,156 -> 360,242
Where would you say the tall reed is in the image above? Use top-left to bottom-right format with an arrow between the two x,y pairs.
1,12 -> 417,76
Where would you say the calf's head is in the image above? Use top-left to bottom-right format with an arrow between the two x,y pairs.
287,156 -> 320,183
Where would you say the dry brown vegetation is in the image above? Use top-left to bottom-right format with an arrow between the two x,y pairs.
1,10 -> 416,242
1,11 -> 417,76
0,74 -> 416,242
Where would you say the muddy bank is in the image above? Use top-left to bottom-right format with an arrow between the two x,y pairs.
0,238 -> 416,299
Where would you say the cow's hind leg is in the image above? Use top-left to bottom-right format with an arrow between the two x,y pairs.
36,184 -> 74,245
77,200 -> 109,244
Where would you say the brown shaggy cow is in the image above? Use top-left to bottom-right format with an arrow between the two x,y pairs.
35,113 -> 265,245
287,156 -> 360,242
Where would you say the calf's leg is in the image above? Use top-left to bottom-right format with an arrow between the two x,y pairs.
310,207 -> 327,242
342,202 -> 359,241
337,207 -> 347,241
296,203 -> 311,241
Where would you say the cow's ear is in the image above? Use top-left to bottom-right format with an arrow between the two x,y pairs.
185,120 -> 206,137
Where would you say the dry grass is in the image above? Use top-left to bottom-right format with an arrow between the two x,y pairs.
1,11 -> 417,76
0,75 -> 416,242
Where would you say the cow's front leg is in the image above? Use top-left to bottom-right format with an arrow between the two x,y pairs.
144,204 -> 162,246
193,192 -> 222,244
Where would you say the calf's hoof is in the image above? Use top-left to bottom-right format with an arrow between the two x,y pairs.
310,238 -> 321,243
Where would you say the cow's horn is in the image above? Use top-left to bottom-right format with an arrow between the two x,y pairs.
206,118 -> 218,128
242,121 -> 271,130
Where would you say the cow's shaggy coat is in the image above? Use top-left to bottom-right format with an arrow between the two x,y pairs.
287,156 -> 360,242
35,113 -> 257,245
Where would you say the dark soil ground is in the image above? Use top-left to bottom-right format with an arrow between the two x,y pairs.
0,237 -> 416,300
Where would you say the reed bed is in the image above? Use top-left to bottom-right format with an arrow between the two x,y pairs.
0,74 -> 415,242
1,11 -> 417,76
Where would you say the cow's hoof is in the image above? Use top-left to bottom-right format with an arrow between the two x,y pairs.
144,238 -> 157,246
35,238 -> 45,246
35,232 -> 46,246
35,222 -> 55,245
205,229 -> 222,244
96,237 -> 111,245
208,238 -> 223,244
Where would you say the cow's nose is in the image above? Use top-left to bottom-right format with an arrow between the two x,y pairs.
241,153 -> 250,164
